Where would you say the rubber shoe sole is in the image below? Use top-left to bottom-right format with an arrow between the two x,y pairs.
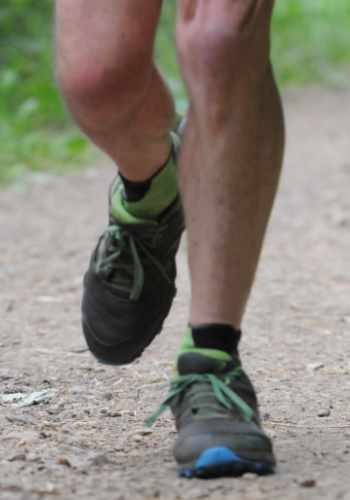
82,299 -> 172,366
178,446 -> 275,479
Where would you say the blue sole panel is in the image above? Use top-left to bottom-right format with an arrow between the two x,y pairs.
92,353 -> 126,366
178,447 -> 275,479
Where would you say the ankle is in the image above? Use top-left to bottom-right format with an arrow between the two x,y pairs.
116,132 -> 173,182
116,138 -> 179,220
174,324 -> 242,375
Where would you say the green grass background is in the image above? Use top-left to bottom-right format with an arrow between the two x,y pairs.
1,0 -> 350,186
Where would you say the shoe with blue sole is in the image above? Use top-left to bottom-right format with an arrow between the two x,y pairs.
147,352 -> 276,478
179,446 -> 275,478
82,133 -> 184,365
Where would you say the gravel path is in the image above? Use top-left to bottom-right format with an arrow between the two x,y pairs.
1,87 -> 350,500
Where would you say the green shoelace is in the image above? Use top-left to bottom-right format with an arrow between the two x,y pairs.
95,222 -> 172,301
146,369 -> 255,426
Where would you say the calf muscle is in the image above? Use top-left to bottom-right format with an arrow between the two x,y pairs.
55,0 -> 175,179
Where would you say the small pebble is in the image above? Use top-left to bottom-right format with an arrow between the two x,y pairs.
6,416 -> 28,425
102,392 -> 113,401
300,479 -> 316,488
243,472 -> 258,480
27,453 -> 41,462
48,405 -> 64,415
59,457 -> 71,467
59,410 -> 77,419
108,410 -> 122,418
87,452 -> 109,467
318,409 -> 330,418
0,368 -> 13,381
188,487 -> 208,499
7,453 -> 26,462
40,431 -> 52,439
42,420 -> 53,427
39,483 -> 57,494
344,430 -> 350,437
1,479 -> 23,492
263,413 -> 271,421
2,431 -> 24,440
70,386 -> 85,394
307,363 -> 324,373
80,361 -> 94,371
114,494 -> 125,500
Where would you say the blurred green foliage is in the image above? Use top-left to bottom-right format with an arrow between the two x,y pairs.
1,0 -> 350,186
0,0 -> 93,187
272,0 -> 350,85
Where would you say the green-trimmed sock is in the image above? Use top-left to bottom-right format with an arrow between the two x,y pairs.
173,324 -> 241,377
120,134 -> 179,221
120,174 -> 153,202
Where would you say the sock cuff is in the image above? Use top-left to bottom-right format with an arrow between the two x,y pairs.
120,132 -> 180,205
119,173 -> 153,202
191,324 -> 241,356
173,324 -> 241,374
119,143 -> 178,221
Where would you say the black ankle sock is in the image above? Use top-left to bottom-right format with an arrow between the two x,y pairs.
119,173 -> 153,202
191,324 -> 241,356
119,151 -> 173,203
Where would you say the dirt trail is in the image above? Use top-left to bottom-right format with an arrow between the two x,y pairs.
0,87 -> 350,500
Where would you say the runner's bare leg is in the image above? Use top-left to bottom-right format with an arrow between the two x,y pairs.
56,0 -> 174,180
56,0 -> 285,329
176,0 -> 285,327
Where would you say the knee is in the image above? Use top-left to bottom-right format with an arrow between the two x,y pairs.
57,46 -> 153,126
177,1 -> 273,85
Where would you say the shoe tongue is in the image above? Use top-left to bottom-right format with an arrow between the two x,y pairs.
177,352 -> 231,376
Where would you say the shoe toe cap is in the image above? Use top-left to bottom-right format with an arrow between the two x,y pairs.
81,269 -> 175,364
173,419 -> 275,467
